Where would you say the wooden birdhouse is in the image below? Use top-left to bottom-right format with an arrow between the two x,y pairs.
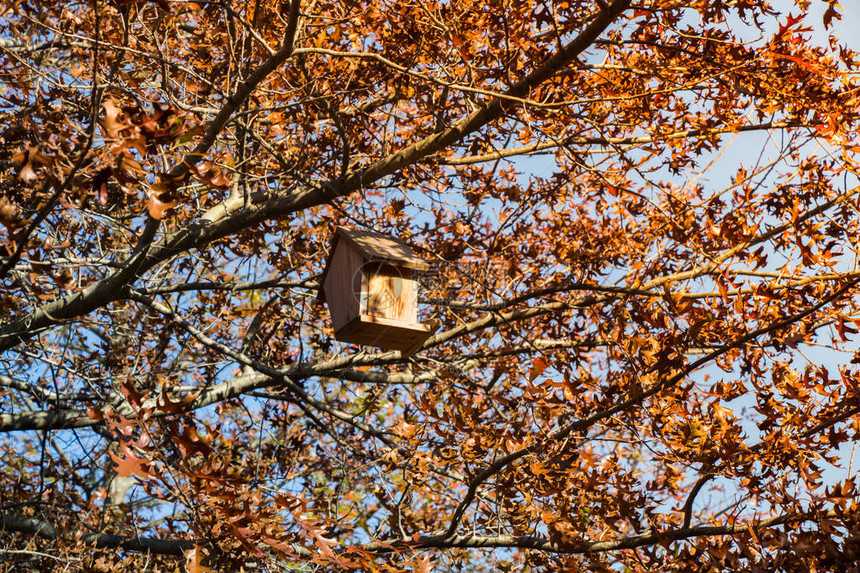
319,226 -> 439,355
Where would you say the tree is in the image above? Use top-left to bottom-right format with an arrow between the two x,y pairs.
1,0 -> 859,569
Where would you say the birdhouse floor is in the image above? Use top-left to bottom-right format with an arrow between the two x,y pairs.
334,315 -> 438,355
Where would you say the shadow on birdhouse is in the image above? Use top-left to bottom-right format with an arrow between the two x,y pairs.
319,226 -> 440,357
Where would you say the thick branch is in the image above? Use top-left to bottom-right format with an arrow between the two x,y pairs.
410,509 -> 832,554
83,533 -> 195,556
436,121 -> 804,165
4,508 -> 828,560
0,513 -> 195,557
0,515 -> 57,539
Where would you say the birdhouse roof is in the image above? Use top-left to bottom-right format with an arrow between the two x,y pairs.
318,226 -> 431,304
331,226 -> 431,271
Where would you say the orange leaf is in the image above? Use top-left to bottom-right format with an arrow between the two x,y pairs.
158,385 -> 198,413
109,446 -> 150,479
13,144 -> 52,183
712,402 -> 734,428
823,2 -> 843,29
184,546 -> 212,573
529,357 -> 548,382
146,192 -> 178,219
414,555 -> 433,573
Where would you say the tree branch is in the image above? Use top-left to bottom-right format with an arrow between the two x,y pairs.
0,515 -> 57,539
435,121 -> 806,165
409,509 -> 834,554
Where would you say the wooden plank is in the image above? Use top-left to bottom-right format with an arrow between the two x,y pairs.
336,226 -> 430,271
399,318 -> 441,358
334,315 -> 435,352
322,239 -> 364,332
362,263 -> 417,323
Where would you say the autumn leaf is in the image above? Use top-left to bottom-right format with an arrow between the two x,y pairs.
119,376 -> 147,413
711,402 -> 734,429
184,546 -> 212,573
113,0 -> 170,12
529,357 -> 548,382
172,423 -> 213,459
101,100 -> 130,139
0,197 -> 22,229
118,152 -> 144,176
822,2 -> 843,29
109,446 -> 150,479
158,384 -> 198,413
12,143 -> 52,183
145,192 -> 177,219
413,555 -> 433,573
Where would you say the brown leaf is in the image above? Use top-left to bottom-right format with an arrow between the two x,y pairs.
109,446 -> 150,479
101,100 -> 129,138
0,197 -> 22,229
158,385 -> 199,413
146,190 -> 178,220
529,357 -> 548,382
414,555 -> 433,573
118,152 -> 144,175
13,143 -> 52,183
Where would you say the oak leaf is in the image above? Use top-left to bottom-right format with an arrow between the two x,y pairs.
184,546 -> 212,573
109,446 -> 150,479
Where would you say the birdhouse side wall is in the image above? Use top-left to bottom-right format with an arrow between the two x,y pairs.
361,264 -> 418,324
323,240 -> 364,333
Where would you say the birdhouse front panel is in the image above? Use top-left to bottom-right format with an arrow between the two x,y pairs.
360,263 -> 418,323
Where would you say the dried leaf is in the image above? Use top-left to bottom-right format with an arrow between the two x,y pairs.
146,191 -> 178,219
109,446 -> 150,479
529,357 -> 548,382
184,546 -> 212,573
101,100 -> 129,138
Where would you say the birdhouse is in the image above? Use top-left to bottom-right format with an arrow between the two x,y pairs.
319,226 -> 439,356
